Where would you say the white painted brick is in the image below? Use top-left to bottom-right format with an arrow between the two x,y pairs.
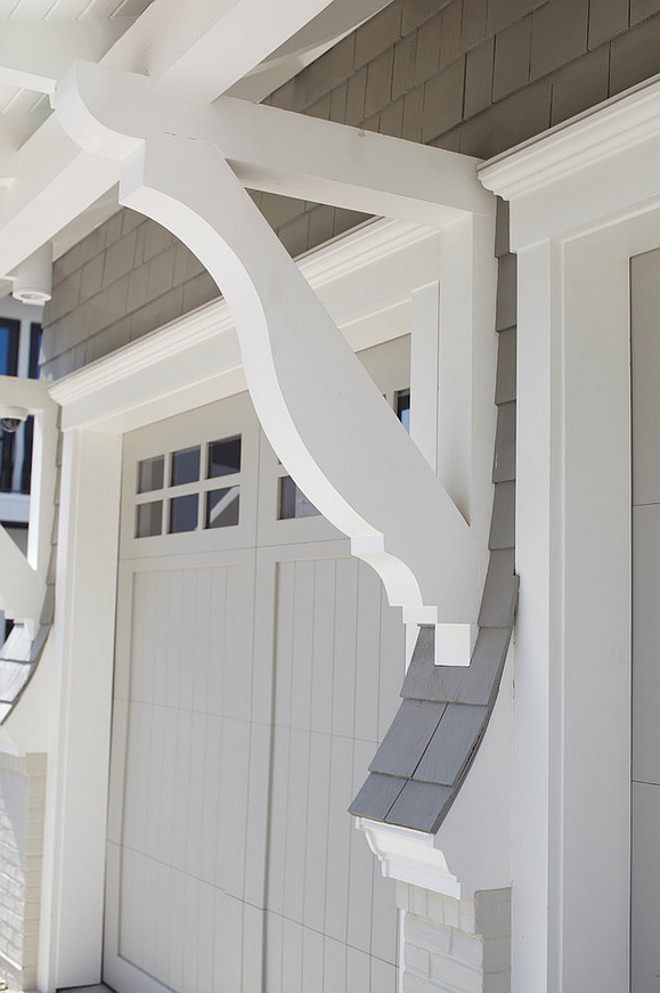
405,939 -> 432,976
450,929 -> 484,967
403,971 -> 445,992
406,916 -> 452,956
429,951 -> 484,993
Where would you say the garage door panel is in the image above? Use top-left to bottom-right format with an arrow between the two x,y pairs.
106,346 -> 408,993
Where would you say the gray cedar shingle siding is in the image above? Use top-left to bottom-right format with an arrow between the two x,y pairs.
349,201 -> 518,834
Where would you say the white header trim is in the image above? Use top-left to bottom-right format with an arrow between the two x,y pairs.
479,72 -> 660,200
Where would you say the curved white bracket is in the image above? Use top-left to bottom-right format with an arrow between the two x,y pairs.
0,376 -> 57,639
55,62 -> 490,661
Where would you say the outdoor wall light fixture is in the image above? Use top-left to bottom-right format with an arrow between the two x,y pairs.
9,242 -> 52,305
0,405 -> 28,432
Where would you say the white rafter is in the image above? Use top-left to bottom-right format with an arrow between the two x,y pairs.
0,0 -> 394,273
0,18 -> 137,94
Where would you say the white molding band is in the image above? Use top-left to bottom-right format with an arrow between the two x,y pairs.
356,818 -> 461,898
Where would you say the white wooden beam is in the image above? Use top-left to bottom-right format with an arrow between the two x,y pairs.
228,0 -> 391,101
0,19 -> 136,95
0,114 -> 117,279
103,0 -> 341,102
55,61 -> 493,226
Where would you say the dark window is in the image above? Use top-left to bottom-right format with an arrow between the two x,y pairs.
396,389 -> 410,433
169,493 -> 198,533
136,500 -> 163,538
0,319 -> 20,492
205,486 -> 240,528
0,319 -> 19,377
278,475 -> 320,519
137,455 -> 165,494
207,436 -> 241,478
171,446 -> 200,486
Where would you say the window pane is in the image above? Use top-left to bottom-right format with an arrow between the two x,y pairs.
137,455 -> 164,493
0,321 -> 19,376
136,500 -> 163,538
278,476 -> 320,519
208,436 -> 241,478
396,389 -> 411,433
169,493 -> 198,533
171,446 -> 200,486
205,486 -> 240,528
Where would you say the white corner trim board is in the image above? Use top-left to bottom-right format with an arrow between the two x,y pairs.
476,72 -> 660,993
51,60 -> 496,664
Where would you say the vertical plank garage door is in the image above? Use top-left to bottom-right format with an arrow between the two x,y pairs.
631,251 -> 660,992
104,338 -> 410,992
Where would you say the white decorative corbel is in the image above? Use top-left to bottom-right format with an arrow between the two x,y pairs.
0,376 -> 57,639
54,61 -> 494,663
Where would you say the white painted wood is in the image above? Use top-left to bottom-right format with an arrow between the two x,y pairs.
228,0 -> 390,102
629,248 -> 660,991
38,429 -> 121,993
631,782 -> 660,991
632,503 -> 660,785
631,249 -> 660,507
0,374 -> 56,634
56,61 -> 492,225
478,81 -> 660,993
0,20 -> 134,93
53,59 -> 496,660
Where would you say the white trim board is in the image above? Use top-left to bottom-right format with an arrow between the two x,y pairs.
50,217 -> 436,433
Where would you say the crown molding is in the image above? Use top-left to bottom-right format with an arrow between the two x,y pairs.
356,817 -> 462,898
479,73 -> 660,200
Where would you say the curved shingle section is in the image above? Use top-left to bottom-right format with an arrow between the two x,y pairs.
350,209 -> 518,834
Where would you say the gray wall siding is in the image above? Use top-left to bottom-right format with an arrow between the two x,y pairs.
42,0 -> 660,379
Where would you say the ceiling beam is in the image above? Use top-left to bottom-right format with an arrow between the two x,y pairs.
0,115 -> 117,277
0,0 -> 373,273
103,0 -> 342,101
228,0 -> 391,101
0,19 -> 136,95
55,62 -> 494,227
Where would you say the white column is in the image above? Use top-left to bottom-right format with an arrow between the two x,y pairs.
38,427 -> 121,992
513,237 -> 630,993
